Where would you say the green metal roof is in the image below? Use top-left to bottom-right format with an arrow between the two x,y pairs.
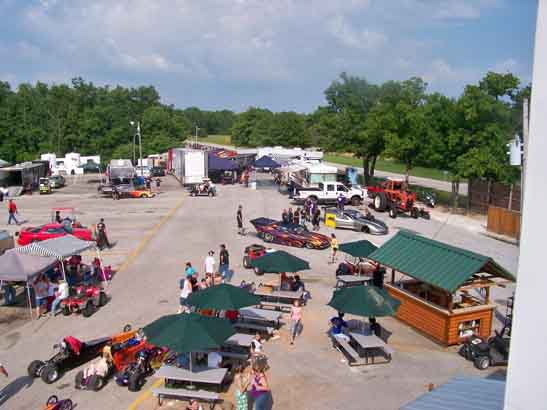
368,230 -> 515,293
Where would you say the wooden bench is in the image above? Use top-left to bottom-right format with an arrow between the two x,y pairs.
218,351 -> 249,361
332,337 -> 362,366
259,301 -> 292,312
234,321 -> 274,335
153,387 -> 219,409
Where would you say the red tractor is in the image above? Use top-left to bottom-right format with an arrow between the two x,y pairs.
367,179 -> 430,219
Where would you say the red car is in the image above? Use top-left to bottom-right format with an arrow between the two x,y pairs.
250,218 -> 331,250
17,223 -> 93,246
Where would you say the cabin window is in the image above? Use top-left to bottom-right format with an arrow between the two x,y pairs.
458,319 -> 481,338
337,185 -> 347,192
327,184 -> 335,192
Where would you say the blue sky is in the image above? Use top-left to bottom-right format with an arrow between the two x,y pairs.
0,0 -> 538,112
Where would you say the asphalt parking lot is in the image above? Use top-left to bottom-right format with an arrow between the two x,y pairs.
0,174 -> 518,410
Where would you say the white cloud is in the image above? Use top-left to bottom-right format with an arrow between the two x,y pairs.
433,1 -> 481,19
421,58 -> 480,86
328,15 -> 387,50
493,58 -> 519,73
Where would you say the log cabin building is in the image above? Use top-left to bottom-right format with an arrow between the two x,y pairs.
368,231 -> 515,345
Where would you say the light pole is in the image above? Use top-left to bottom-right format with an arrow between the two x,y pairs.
130,121 -> 143,176
194,125 -> 200,148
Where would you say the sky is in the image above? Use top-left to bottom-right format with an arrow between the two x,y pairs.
0,0 -> 538,113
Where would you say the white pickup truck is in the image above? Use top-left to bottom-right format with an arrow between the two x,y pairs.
293,182 -> 367,206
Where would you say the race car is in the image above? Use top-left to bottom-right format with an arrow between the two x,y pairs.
17,223 -> 93,246
28,326 -> 133,384
324,208 -> 388,235
250,218 -> 331,250
114,345 -> 169,391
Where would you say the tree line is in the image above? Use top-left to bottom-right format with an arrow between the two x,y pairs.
231,71 -> 530,205
0,77 -> 235,164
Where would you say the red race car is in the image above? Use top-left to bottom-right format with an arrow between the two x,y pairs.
250,218 -> 331,250
17,223 -> 93,246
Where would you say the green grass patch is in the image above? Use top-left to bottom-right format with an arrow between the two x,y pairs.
323,154 -> 450,182
194,134 -> 233,146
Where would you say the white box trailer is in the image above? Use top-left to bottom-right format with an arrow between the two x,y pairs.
172,149 -> 207,185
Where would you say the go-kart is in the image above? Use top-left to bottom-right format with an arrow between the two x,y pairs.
115,345 -> 169,391
458,326 -> 511,370
60,284 -> 108,318
28,325 -> 133,384
189,181 -> 216,197
43,395 -> 73,410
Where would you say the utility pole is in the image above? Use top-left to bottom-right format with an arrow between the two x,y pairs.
194,125 -> 200,148
138,122 -> 143,177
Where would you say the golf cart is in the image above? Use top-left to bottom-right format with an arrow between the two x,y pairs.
189,178 -> 216,197
459,325 -> 511,370
40,178 -> 52,195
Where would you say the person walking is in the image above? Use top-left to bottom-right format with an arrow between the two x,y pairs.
289,299 -> 303,345
249,362 -> 272,410
205,250 -> 216,277
237,205 -> 244,235
178,273 -> 193,313
234,365 -> 250,410
219,244 -> 230,282
337,193 -> 345,212
7,199 -> 18,225
50,280 -> 69,316
312,208 -> 321,231
32,274 -> 49,318
330,233 -> 339,264
96,218 -> 111,248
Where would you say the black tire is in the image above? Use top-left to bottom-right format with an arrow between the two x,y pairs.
474,356 -> 490,370
41,364 -> 60,384
351,196 -> 361,206
47,395 -> 58,405
254,267 -> 264,276
28,360 -> 44,377
389,206 -> 397,219
60,399 -> 73,410
411,207 -> 419,219
305,242 -> 315,249
263,233 -> 274,243
99,292 -> 108,307
128,370 -> 144,392
82,302 -> 95,318
361,225 -> 370,234
88,374 -> 104,391
62,306 -> 71,316
74,370 -> 84,389
421,210 -> 431,220
374,193 -> 387,211
123,324 -> 132,332
209,191 -> 214,197
243,256 -> 251,269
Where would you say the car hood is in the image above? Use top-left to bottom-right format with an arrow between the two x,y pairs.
355,216 -> 388,232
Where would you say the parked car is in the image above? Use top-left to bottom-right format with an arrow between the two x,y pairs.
17,223 -> 93,246
49,175 -> 66,189
293,182 -> 366,206
135,166 -> 151,178
150,167 -> 166,177
325,208 -> 388,235
39,178 -> 52,195
111,185 -> 155,199
250,218 -> 331,249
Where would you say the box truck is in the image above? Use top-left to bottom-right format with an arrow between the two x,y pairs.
171,149 -> 208,185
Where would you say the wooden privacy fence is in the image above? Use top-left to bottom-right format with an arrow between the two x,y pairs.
468,179 -> 521,213
487,206 -> 521,238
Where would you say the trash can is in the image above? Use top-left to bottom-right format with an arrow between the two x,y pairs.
324,212 -> 337,228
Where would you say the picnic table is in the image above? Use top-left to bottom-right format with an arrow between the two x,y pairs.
335,275 -> 372,289
225,333 -> 254,348
349,332 -> 394,365
254,288 -> 303,311
239,307 -> 283,327
156,364 -> 227,387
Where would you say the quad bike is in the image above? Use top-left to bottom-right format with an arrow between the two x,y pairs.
459,326 -> 511,370
43,395 -> 73,410
60,284 -> 108,318
367,178 -> 430,219
28,325 -> 133,384
115,346 -> 169,391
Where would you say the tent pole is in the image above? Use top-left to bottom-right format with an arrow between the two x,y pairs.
96,246 -> 107,287
61,261 -> 67,282
27,284 -> 33,320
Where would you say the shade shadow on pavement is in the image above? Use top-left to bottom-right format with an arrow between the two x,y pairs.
0,376 -> 34,407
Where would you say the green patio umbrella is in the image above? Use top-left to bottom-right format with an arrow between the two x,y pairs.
327,286 -> 401,317
142,313 -> 236,354
186,283 -> 260,310
249,250 -> 310,273
338,240 -> 378,258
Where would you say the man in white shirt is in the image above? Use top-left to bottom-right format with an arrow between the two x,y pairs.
207,351 -> 222,368
51,281 -> 69,316
205,251 -> 215,276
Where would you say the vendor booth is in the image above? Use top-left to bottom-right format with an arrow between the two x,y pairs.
16,235 -> 104,285
0,250 -> 57,318
367,231 -> 515,345
207,152 -> 239,184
